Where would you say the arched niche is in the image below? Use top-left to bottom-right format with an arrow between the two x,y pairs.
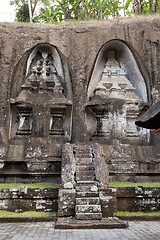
87,40 -> 150,102
10,43 -> 72,139
86,40 -> 150,144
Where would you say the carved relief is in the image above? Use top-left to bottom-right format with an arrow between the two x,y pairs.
50,108 -> 65,135
10,44 -> 72,139
94,51 -> 141,101
22,52 -> 64,94
16,107 -> 32,135
87,47 -> 150,144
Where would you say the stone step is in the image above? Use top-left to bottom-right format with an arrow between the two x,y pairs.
76,170 -> 94,176
76,164 -> 94,171
74,148 -> 92,154
76,197 -> 100,205
76,191 -> 99,198
75,153 -> 93,158
75,205 -> 101,213
76,174 -> 95,181
74,145 -> 92,151
75,213 -> 102,220
76,171 -> 95,181
76,183 -> 98,193
76,180 -> 97,185
76,157 -> 93,164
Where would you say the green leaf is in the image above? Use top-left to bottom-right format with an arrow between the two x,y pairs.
125,0 -> 132,10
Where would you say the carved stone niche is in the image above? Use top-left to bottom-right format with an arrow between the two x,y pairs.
86,41 -> 150,144
50,108 -> 65,136
10,104 -> 32,138
10,43 -> 72,139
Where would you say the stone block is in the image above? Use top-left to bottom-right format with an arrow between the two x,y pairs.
76,191 -> 99,198
99,188 -> 117,217
58,189 -> 76,217
75,205 -> 101,213
76,197 -> 100,205
76,171 -> 95,181
76,164 -> 94,171
8,145 -> 24,162
76,213 -> 102,220
76,183 -> 98,192
61,143 -> 76,185
92,143 -> 109,188
117,186 -> 160,212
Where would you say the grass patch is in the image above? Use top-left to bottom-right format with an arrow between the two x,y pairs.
117,211 -> 160,216
108,182 -> 160,188
0,211 -> 57,218
0,183 -> 59,189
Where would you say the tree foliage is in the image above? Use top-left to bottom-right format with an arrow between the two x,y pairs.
33,0 -> 125,23
10,0 -> 51,22
11,0 -> 160,23
15,3 -> 30,22
125,0 -> 160,15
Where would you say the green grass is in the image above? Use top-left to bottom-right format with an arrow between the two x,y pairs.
108,182 -> 160,187
117,211 -> 160,216
0,211 -> 57,218
0,183 -> 59,189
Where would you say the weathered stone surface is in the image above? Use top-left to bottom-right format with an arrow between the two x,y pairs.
117,187 -> 160,212
55,216 -> 128,229
92,143 -> 109,188
0,18 -> 160,183
0,188 -> 58,199
0,188 -> 58,212
99,188 -> 117,217
76,183 -> 98,192
76,191 -> 99,198
76,197 -> 100,205
76,213 -> 102,220
75,205 -> 101,213
58,189 -> 76,216
61,143 -> 76,186
103,144 -> 160,182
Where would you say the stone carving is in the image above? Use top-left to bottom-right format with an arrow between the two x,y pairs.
87,50 -> 150,143
22,54 -> 63,94
50,108 -> 65,135
95,51 -> 141,101
16,107 -> 32,135
10,45 -> 72,139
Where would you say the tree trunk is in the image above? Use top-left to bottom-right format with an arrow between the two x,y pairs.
149,0 -> 153,13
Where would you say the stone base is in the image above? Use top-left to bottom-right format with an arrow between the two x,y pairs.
76,213 -> 102,220
55,217 -> 129,229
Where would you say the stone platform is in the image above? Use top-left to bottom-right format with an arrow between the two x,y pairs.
55,217 -> 129,229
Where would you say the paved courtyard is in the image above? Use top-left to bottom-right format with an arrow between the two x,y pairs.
0,221 -> 159,240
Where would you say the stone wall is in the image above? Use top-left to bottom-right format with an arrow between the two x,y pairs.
0,187 -> 58,212
0,187 -> 159,213
0,17 -> 160,182
117,187 -> 160,212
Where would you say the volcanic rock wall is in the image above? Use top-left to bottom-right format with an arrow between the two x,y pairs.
0,16 -> 160,182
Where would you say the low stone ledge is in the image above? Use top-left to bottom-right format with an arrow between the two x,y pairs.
116,187 -> 160,212
118,215 -> 160,221
55,217 -> 128,229
117,187 -> 160,198
0,217 -> 57,223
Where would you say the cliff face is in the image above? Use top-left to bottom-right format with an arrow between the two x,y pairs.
0,17 -> 160,182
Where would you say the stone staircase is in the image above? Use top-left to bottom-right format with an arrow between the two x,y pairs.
74,145 -> 102,220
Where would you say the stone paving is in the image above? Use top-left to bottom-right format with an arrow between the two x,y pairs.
0,221 -> 159,240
